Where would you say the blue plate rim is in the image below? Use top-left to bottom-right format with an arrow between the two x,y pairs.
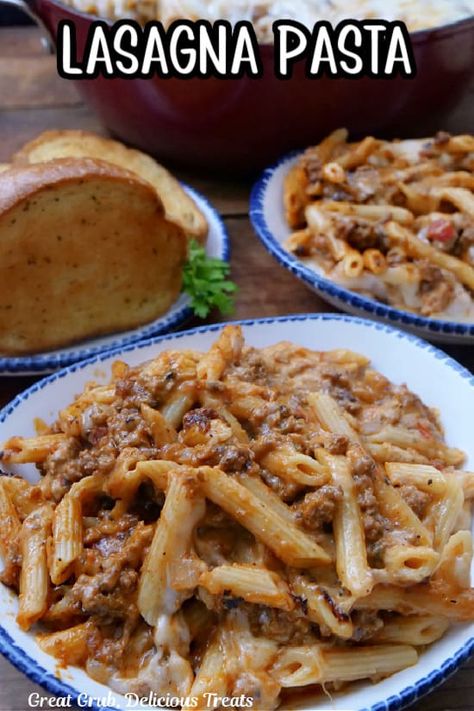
0,184 -> 230,375
248,151 -> 474,340
0,312 -> 473,711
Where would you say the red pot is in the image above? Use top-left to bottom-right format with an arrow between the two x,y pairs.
5,0 -> 474,173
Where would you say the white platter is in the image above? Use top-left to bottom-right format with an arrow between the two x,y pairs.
0,314 -> 473,711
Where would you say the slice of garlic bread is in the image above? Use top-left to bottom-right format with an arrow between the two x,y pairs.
0,158 -> 186,355
13,130 -> 208,241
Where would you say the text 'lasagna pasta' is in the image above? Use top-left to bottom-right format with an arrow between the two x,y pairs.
57,19 -> 415,79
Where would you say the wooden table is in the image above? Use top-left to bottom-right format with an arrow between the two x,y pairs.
0,25 -> 473,711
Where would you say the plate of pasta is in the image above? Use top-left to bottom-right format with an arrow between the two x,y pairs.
250,130 -> 474,343
0,314 -> 473,711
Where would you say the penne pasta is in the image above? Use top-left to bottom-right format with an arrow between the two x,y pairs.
363,248 -> 387,274
272,643 -> 417,687
374,477 -> 433,547
199,466 -> 331,567
321,452 -> 372,597
260,444 -> 328,487
431,477 -> 465,551
323,200 -> 414,225
372,615 -> 450,645
308,391 -> 357,439
50,492 -> 83,585
382,545 -> 439,585
196,324 -> 243,382
342,249 -> 364,278
434,530 -> 473,589
387,221 -> 474,292
138,472 -> 206,625
200,564 -> 294,610
368,425 -> 464,466
385,462 -> 447,497
161,386 -> 196,429
355,583 -> 474,621
17,504 -> 53,630
291,574 -> 353,639
0,478 -> 21,559
1,433 -> 69,464
37,621 -> 99,666
140,403 -> 177,444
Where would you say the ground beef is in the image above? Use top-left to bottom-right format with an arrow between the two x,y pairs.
248,606 -> 315,645
335,391 -> 361,416
353,472 -> 386,544
420,279 -> 454,315
76,446 -> 116,479
319,432 -> 349,455
108,408 -> 152,449
114,377 -> 157,410
348,444 -> 387,547
262,402 -> 307,436
351,610 -> 383,641
214,444 -> 256,473
70,521 -> 152,622
398,484 -> 431,519
260,469 -> 303,503
229,350 -> 270,385
294,485 -> 343,531
347,444 -> 376,479
346,166 -> 381,202
251,435 -> 280,460
346,221 -> 379,251
314,431 -> 349,455
418,260 -> 455,316
161,435 -> 257,476
40,438 -> 83,500
182,408 -> 218,433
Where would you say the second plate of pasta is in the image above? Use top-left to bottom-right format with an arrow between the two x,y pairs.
250,133 -> 474,344
0,314 -> 473,711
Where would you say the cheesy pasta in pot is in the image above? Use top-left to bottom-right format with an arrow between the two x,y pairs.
1,325 -> 474,708
284,129 -> 474,323
62,0 -> 474,40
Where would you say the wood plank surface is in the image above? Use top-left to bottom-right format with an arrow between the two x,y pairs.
0,24 -> 473,711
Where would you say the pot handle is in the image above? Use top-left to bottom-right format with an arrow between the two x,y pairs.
0,0 -> 55,52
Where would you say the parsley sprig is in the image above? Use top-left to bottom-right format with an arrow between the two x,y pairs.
182,240 -> 237,319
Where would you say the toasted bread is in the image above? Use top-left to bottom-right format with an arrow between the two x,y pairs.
0,158 -> 186,355
13,130 -> 208,241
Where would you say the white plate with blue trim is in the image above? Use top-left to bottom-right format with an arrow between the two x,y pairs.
0,314 -> 473,711
249,153 -> 474,345
0,186 -> 230,376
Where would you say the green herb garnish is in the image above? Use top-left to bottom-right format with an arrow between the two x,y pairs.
182,239 -> 237,319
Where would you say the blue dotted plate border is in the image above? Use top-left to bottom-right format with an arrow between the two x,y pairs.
0,185 -> 230,376
249,153 -> 474,342
0,313 -> 473,711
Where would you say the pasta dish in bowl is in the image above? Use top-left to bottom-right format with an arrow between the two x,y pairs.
0,316 -> 473,710
283,130 -> 474,324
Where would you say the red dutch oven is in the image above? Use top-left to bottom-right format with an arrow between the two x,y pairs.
2,0 -> 474,173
